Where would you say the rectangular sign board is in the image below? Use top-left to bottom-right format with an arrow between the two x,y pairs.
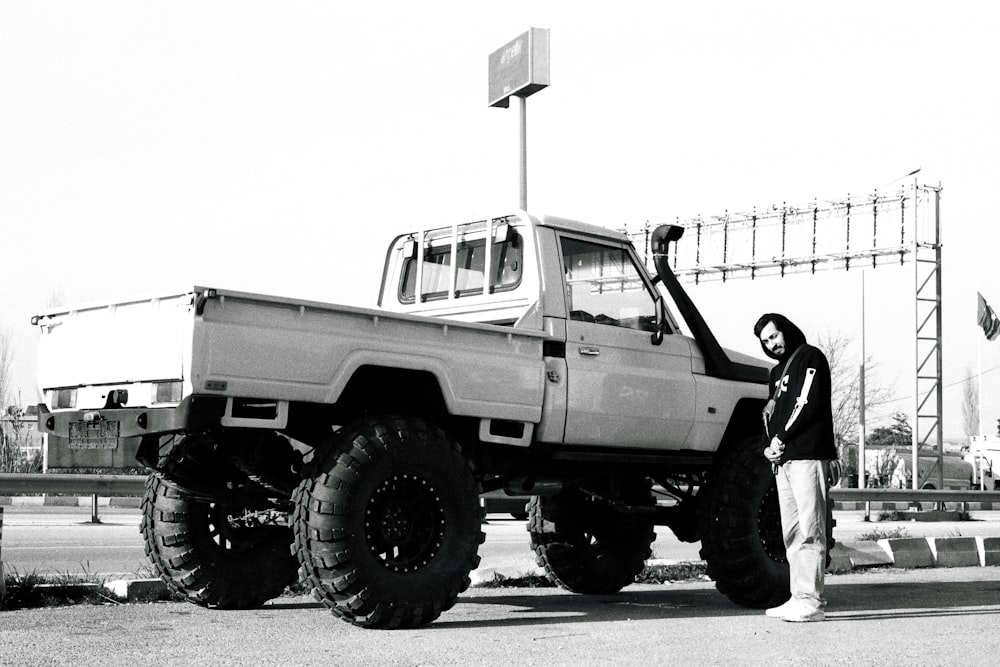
488,27 -> 550,108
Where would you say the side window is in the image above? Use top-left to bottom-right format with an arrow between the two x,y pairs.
398,220 -> 523,303
561,237 -> 659,333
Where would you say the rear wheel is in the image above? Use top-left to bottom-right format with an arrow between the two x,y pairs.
140,474 -> 298,608
293,416 -> 483,629
698,438 -> 789,608
528,476 -> 655,594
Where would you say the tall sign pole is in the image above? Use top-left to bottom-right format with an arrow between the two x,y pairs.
859,270 -> 869,519
488,28 -> 550,211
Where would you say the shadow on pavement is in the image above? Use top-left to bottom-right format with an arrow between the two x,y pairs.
431,578 -> 1000,628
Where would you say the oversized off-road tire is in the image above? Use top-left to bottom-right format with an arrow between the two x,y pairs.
528,476 -> 655,594
293,416 -> 484,629
140,474 -> 299,608
698,438 -> 789,608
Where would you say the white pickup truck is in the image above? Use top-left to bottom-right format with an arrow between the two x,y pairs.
35,213 -> 777,628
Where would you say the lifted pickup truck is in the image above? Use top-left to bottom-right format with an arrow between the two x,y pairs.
35,213 -> 778,628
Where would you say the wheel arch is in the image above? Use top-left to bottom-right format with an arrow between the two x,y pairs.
334,365 -> 450,423
716,397 -> 768,458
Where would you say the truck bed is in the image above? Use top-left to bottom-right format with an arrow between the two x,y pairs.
35,286 -> 548,424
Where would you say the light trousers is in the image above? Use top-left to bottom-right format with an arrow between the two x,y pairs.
775,459 -> 830,610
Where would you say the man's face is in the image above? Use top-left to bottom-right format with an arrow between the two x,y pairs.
759,321 -> 786,357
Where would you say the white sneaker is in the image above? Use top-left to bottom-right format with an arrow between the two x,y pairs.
765,598 -> 796,619
782,602 -> 826,623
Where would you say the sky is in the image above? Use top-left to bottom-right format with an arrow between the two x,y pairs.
1,1 -> 998,440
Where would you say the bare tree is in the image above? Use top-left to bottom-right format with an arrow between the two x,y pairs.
0,323 -> 41,472
814,329 -> 892,469
1,324 -> 19,470
962,367 -> 981,438
0,324 -> 11,413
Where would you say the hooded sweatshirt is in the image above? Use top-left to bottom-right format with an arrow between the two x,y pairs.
756,313 -> 837,462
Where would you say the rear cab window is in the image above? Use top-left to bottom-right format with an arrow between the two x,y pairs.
398,218 -> 523,303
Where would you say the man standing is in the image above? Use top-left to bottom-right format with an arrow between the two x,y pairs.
754,313 -> 836,623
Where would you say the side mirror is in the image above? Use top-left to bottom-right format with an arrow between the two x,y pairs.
650,296 -> 665,346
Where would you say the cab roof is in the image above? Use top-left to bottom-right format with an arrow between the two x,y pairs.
531,214 -> 631,244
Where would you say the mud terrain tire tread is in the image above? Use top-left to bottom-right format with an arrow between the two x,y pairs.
528,477 -> 655,594
292,416 -> 484,629
140,474 -> 298,609
698,437 -> 789,609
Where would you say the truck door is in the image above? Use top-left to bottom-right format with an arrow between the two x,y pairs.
559,235 -> 697,448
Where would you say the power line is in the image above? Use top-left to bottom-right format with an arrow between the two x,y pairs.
868,361 -> 1000,408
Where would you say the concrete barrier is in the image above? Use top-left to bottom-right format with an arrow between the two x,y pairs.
929,537 -> 981,567
1,507 -> 5,599
839,541 -> 894,569
982,537 -> 1000,566
104,578 -> 168,601
879,537 -> 935,568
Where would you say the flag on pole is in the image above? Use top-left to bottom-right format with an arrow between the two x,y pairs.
977,292 -> 1000,341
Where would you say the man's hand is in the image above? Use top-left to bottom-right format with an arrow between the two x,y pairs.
763,436 -> 784,464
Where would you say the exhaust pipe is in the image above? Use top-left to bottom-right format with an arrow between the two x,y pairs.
503,476 -> 563,496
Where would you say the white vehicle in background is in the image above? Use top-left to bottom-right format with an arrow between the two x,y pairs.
865,449 -> 973,490
967,435 -> 1000,490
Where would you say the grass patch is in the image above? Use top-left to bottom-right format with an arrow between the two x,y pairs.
476,572 -> 555,588
280,579 -> 313,597
856,526 -> 910,541
636,561 -> 709,584
1,566 -> 183,611
474,562 -> 709,589
2,569 -> 114,611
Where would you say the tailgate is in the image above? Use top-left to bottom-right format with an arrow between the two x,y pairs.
35,291 -> 195,408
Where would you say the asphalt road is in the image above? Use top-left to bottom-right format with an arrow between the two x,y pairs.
4,506 -> 1000,665
4,506 -> 1000,580
0,507 -> 704,580
2,567 -> 1000,666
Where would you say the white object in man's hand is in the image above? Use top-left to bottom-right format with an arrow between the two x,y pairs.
764,437 -> 785,474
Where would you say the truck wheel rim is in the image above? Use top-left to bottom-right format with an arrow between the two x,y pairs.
757,486 -> 787,563
365,473 -> 445,572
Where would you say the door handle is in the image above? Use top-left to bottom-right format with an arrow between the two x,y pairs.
578,346 -> 600,356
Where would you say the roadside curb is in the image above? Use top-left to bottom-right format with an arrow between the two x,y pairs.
853,536 -> 1000,570
103,578 -> 168,601
834,501 -> 994,511
6,536 -> 999,601
470,537 -> 1000,586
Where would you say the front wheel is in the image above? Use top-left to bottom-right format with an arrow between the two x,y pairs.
698,438 -> 789,608
293,416 -> 484,629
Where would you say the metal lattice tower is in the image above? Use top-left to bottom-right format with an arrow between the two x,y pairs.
911,186 -> 944,488
628,183 -> 945,488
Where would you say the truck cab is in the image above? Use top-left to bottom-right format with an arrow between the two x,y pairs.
377,212 -> 767,451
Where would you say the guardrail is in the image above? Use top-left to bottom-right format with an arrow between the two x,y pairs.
832,488 -> 1000,503
2,473 -> 1000,503
0,473 -> 147,496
